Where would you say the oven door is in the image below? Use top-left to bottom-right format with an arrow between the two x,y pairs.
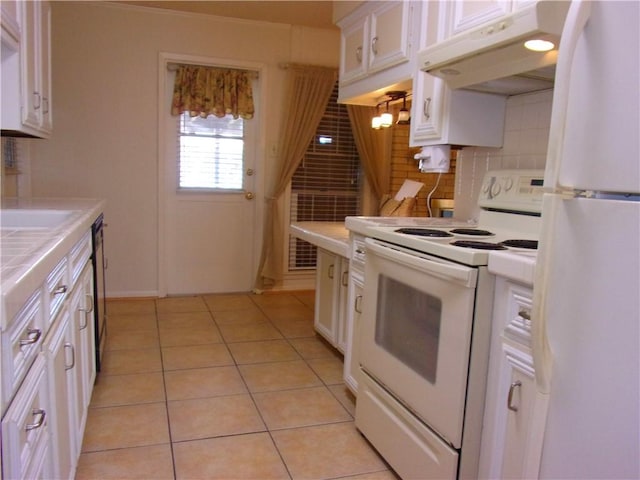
359,238 -> 478,448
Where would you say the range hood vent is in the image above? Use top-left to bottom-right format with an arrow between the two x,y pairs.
419,1 -> 570,95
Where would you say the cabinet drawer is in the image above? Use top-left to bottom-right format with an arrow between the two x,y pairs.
1,289 -> 44,414
45,257 -> 68,326
503,283 -> 533,346
1,354 -> 51,480
69,231 -> 91,286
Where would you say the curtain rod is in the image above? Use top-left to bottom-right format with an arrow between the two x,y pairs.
167,62 -> 259,78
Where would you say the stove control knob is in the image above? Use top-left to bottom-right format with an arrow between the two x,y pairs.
503,177 -> 514,191
490,181 -> 502,197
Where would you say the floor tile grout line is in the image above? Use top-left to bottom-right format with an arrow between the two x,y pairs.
92,293 -> 365,479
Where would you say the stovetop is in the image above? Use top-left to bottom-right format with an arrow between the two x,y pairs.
345,169 -> 545,267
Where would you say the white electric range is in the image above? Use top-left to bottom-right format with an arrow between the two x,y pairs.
345,169 -> 545,480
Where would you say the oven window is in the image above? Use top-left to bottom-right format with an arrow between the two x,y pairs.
375,275 -> 441,383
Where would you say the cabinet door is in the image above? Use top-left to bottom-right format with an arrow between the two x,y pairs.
38,0 -> 52,133
70,263 -> 96,455
410,72 -> 447,144
1,354 -> 51,480
314,249 -> 340,346
368,2 -> 411,74
45,309 -> 78,480
343,274 -> 363,395
339,15 -> 369,85
336,261 -> 350,354
446,0 -> 511,37
19,0 -> 40,130
13,0 -> 51,137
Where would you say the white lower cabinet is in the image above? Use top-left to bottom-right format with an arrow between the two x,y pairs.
479,278 -> 549,479
70,263 -> 96,447
45,307 -> 76,480
1,354 -> 51,480
1,230 -> 96,480
314,249 -> 348,352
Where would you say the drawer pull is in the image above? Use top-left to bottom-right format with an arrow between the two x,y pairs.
20,328 -> 42,346
341,270 -> 349,287
355,46 -> 363,63
507,380 -> 522,412
518,309 -> 531,321
355,295 -> 363,314
25,409 -> 46,431
79,294 -> 94,329
355,248 -> 365,255
328,264 -> 335,279
53,285 -> 68,295
371,36 -> 379,55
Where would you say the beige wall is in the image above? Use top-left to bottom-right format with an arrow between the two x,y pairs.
28,1 -> 339,297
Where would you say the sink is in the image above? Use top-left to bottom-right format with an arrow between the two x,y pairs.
0,209 -> 76,229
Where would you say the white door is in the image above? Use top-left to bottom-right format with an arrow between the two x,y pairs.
160,58 -> 261,295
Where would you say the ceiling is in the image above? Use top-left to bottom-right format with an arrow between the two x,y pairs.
114,1 -> 339,29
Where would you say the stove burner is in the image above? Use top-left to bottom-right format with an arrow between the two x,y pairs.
500,239 -> 539,250
395,228 -> 454,238
450,240 -> 508,250
450,228 -> 495,236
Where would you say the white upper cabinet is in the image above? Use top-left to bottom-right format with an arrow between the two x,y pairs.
1,0 -> 52,138
410,0 -> 506,147
445,0 -> 511,37
337,1 -> 420,105
443,0 -> 540,38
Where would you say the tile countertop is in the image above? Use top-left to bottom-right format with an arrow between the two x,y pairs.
488,250 -> 537,286
1,198 -> 106,327
289,222 -> 350,258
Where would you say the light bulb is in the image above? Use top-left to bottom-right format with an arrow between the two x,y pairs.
380,112 -> 393,128
524,39 -> 555,52
371,116 -> 382,129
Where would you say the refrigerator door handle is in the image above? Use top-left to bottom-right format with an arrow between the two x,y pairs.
544,0 -> 593,190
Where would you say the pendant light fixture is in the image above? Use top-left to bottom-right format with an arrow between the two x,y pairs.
370,91 -> 410,129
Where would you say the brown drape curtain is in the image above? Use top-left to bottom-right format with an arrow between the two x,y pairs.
171,64 -> 255,119
346,104 -> 393,207
255,64 -> 338,290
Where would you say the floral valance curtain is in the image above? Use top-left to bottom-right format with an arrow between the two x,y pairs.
171,65 -> 255,119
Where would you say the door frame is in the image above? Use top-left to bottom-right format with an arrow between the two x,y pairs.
157,52 -> 267,297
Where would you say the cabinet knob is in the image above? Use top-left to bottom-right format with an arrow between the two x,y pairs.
20,327 -> 42,347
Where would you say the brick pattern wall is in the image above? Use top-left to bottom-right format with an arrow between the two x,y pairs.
389,117 -> 457,217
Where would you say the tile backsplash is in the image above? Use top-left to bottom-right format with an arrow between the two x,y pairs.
455,89 -> 553,220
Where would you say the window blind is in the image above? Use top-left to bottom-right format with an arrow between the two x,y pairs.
288,82 -> 361,270
177,112 -> 245,190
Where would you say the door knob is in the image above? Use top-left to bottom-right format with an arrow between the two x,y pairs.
245,191 -> 254,200
246,168 -> 254,176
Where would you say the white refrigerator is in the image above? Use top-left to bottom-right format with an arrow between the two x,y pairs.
532,1 -> 640,478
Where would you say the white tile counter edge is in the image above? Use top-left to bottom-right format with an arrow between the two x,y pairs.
289,222 -> 350,258
1,198 -> 106,327
488,250 -> 536,286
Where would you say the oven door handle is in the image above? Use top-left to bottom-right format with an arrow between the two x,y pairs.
365,238 -> 477,287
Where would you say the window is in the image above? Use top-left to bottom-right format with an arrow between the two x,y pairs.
178,112 -> 244,190
288,82 -> 361,270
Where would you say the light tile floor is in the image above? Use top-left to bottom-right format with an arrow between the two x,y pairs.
76,292 -> 398,480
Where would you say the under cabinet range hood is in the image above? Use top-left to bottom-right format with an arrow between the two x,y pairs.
419,1 -> 571,95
